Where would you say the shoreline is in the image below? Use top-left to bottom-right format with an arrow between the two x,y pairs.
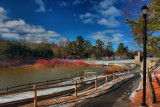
0,63 -> 105,70
0,59 -> 135,69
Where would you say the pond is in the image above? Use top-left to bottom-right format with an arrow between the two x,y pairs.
0,66 -> 107,89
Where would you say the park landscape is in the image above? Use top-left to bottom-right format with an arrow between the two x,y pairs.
0,0 -> 160,107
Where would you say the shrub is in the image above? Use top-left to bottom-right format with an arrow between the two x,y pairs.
73,60 -> 88,66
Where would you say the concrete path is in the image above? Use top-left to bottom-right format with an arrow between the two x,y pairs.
77,73 -> 141,107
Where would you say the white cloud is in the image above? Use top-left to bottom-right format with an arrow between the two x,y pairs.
1,19 -> 25,28
0,7 -> 6,13
112,33 -> 123,37
100,6 -> 121,17
89,30 -> 130,44
35,0 -> 45,12
0,7 -> 8,21
98,17 -> 120,27
111,33 -> 130,43
0,28 -> 10,32
0,7 -> 60,43
1,33 -> 19,39
90,34 -> 109,41
73,0 -> 81,5
80,13 -> 92,19
49,38 -> 59,43
90,30 -> 120,42
83,18 -> 92,24
79,12 -> 99,24
78,0 -> 122,27
123,40 -> 131,43
99,0 -> 116,9
99,0 -> 125,9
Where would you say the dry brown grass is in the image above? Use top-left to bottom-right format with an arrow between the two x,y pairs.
103,66 -> 126,75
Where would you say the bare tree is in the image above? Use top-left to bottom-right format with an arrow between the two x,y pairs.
41,36 -> 49,44
58,37 -> 70,59
19,35 -> 26,43
27,35 -> 38,49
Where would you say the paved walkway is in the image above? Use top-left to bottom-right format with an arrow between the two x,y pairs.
77,73 -> 141,107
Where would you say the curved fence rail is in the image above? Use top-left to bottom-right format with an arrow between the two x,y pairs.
0,70 -> 105,95
0,70 -> 133,107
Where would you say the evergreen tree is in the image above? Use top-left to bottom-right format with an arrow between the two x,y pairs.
116,43 -> 129,59
76,36 -> 85,58
105,42 -> 114,58
67,41 -> 77,55
125,0 -> 160,62
95,40 -> 104,59
84,40 -> 92,58
125,0 -> 160,46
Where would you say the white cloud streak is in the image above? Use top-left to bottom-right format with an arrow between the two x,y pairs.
97,17 -> 120,27
35,0 -> 45,12
89,30 -> 130,44
79,0 -> 123,27
0,7 -> 60,43
99,0 -> 116,9
0,7 -> 8,21
100,6 -> 121,17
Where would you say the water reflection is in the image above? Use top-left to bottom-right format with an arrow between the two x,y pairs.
0,66 -> 107,89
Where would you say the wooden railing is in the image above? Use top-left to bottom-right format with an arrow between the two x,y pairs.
0,70 -> 132,107
147,68 -> 156,104
0,71 -> 98,95
0,71 -> 106,95
147,65 -> 160,104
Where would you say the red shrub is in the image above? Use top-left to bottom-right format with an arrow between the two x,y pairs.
36,59 -> 88,67
73,60 -> 88,66
36,59 -> 49,66
64,61 -> 72,65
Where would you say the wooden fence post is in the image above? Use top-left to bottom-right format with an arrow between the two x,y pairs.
57,77 -> 59,83
75,81 -> 77,97
47,80 -> 48,88
106,75 -> 108,85
7,86 -> 8,95
60,79 -> 62,84
113,73 -> 115,82
147,68 -> 156,104
33,85 -> 37,107
95,76 -> 97,90
29,82 -> 30,89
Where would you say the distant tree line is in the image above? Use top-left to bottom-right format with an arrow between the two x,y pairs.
0,36 -> 135,61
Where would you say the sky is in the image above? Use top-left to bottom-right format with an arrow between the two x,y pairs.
0,0 -> 142,51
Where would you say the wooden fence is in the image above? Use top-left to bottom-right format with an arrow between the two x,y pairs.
147,65 -> 160,104
0,70 -> 132,107
0,71 -> 104,95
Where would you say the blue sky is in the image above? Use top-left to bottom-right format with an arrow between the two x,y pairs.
0,0 -> 141,51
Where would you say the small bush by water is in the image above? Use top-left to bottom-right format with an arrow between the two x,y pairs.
34,59 -> 89,68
